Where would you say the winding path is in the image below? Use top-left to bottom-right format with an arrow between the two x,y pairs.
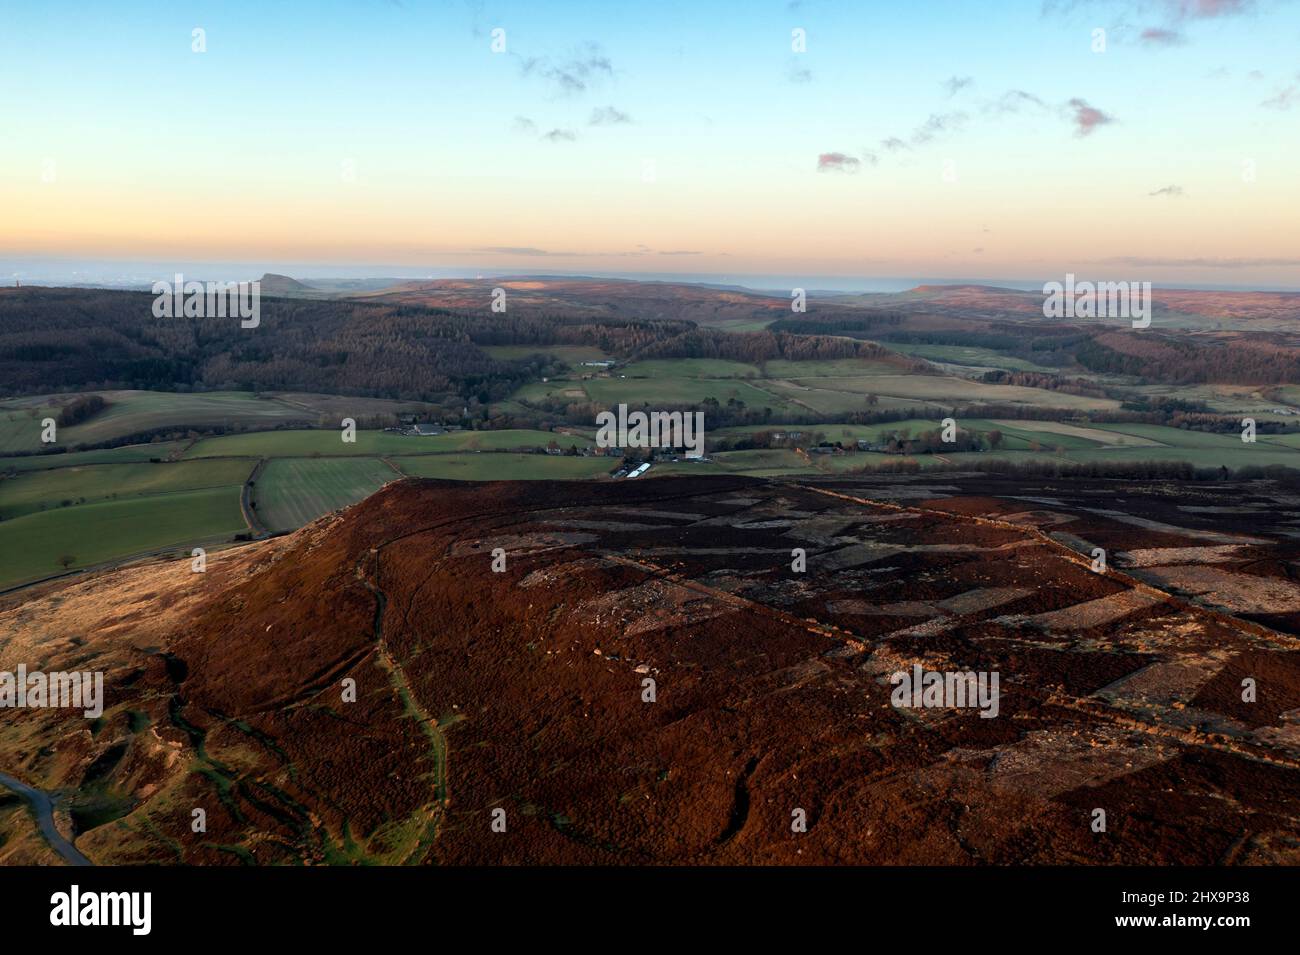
0,770 -> 92,865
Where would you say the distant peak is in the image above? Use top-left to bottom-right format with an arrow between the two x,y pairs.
259,273 -> 314,291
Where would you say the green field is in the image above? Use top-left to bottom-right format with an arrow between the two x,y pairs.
503,354 -> 1122,419
185,428 -> 590,458
1262,431 -> 1300,448
1088,423 -> 1256,449
759,359 -> 903,378
0,458 -> 253,520
253,458 -> 398,531
0,487 -> 247,589
394,453 -> 614,480
0,440 -> 188,472
582,376 -> 802,413
0,402 -> 62,454
0,390 -> 443,455
4,360 -> 1300,595
709,418 -> 1300,472
884,342 -> 1059,373
620,359 -> 762,379
483,345 -> 612,367
709,449 -> 815,472
782,374 -> 1118,410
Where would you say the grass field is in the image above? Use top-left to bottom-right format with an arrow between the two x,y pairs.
759,359 -> 904,378
0,459 -> 253,520
988,419 -> 1159,447
0,402 -> 62,454
710,418 -> 1300,470
1088,423 -> 1254,449
784,374 -> 1119,410
0,487 -> 247,589
0,440 -> 188,472
253,458 -> 398,531
583,376 -> 805,414
185,428 -> 590,458
620,359 -> 761,379
503,354 -> 1125,419
0,390 -> 443,454
482,345 -> 612,367
709,449 -> 815,472
885,342 -> 1059,373
3,364 -> 1299,593
394,453 -> 614,480
758,380 -> 921,415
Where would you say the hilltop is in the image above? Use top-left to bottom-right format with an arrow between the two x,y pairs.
3,473 -> 1299,864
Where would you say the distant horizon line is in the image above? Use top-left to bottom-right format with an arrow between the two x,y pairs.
4,258 -> 1300,295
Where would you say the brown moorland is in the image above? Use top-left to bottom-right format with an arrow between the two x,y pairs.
2,474 -> 1299,865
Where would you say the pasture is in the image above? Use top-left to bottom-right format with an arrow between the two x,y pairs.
0,487 -> 246,590
253,458 -> 398,531
0,458 -> 252,520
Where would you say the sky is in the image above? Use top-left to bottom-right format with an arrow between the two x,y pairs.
2,0 -> 1299,288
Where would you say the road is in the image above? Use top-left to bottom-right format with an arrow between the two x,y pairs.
0,770 -> 92,865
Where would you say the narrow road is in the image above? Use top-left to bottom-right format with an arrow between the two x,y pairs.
0,771 -> 92,865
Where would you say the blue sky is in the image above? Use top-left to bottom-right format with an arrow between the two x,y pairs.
2,0 -> 1299,286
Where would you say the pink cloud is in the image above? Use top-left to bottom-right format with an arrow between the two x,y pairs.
1173,0 -> 1250,18
1140,27 -> 1186,44
1067,98 -> 1114,136
817,152 -> 861,173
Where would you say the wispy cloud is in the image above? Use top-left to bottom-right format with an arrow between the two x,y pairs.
1140,27 -> 1186,44
512,116 -> 579,143
1098,255 -> 1300,268
1262,81 -> 1299,110
943,75 -> 974,96
473,245 -> 705,258
1066,98 -> 1114,136
476,246 -> 555,256
910,111 -> 968,145
1170,0 -> 1252,20
589,105 -> 631,126
518,44 -> 614,96
817,152 -> 862,173
987,89 -> 1049,115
